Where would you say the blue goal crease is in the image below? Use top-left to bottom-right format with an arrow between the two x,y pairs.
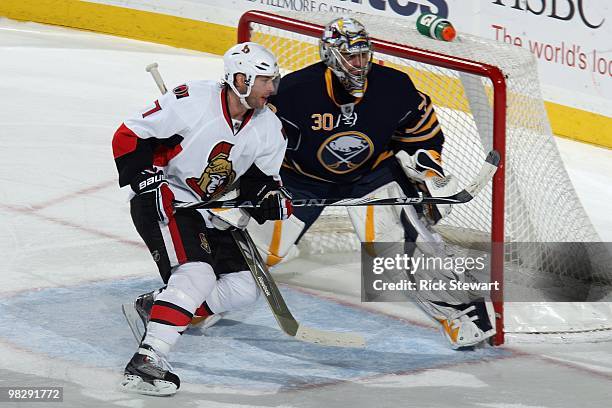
0,277 -> 510,391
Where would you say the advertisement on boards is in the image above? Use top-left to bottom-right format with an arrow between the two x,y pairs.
157,0 -> 609,116
481,1 -> 609,117
60,0 -> 612,120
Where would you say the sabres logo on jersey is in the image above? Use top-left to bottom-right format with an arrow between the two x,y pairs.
187,141 -> 236,200
317,131 -> 373,174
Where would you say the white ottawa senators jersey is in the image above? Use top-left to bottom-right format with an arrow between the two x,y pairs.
113,80 -> 286,203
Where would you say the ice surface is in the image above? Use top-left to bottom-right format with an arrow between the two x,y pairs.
0,17 -> 610,408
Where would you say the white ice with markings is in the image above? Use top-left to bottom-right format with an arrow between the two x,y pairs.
0,18 -> 610,408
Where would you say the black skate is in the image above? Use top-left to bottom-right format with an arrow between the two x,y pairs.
121,289 -> 159,344
120,344 -> 180,396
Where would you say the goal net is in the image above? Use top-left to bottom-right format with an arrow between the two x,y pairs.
238,10 -> 612,344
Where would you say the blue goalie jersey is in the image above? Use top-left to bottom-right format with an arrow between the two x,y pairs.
267,61 -> 445,184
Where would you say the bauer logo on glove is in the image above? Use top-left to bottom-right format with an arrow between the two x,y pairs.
130,168 -> 175,225
137,172 -> 165,191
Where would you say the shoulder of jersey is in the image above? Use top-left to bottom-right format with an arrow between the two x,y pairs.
169,79 -> 218,101
369,63 -> 412,86
278,62 -> 327,92
161,80 -> 218,123
157,80 -> 204,108
258,104 -> 283,128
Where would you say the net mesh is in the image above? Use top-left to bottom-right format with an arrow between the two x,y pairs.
244,11 -> 611,304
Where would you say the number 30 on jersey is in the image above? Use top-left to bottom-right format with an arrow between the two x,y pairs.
311,113 -> 335,131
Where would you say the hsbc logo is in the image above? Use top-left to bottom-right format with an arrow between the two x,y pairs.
492,0 -> 605,29
344,0 -> 449,17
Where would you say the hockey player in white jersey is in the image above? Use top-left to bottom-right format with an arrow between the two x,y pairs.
112,42 -> 291,396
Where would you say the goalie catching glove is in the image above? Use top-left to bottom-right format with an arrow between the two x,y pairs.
240,180 -> 293,225
130,168 -> 174,225
396,149 -> 458,224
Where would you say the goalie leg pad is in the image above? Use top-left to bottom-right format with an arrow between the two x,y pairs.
248,215 -> 306,266
346,182 -> 406,244
204,190 -> 251,230
402,205 -> 447,258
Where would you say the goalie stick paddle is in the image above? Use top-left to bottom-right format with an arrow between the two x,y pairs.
231,229 -> 366,348
175,150 -> 500,210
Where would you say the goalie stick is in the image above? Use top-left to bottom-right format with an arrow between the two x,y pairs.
231,228 -> 366,348
176,150 -> 500,210
144,63 -> 365,348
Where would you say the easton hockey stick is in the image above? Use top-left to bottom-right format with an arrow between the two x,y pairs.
231,228 -> 366,348
176,150 -> 500,210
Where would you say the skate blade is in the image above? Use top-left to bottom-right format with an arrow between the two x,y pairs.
119,374 -> 177,396
121,303 -> 145,345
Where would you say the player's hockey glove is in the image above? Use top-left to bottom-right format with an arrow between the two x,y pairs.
242,183 -> 293,225
129,168 -> 175,225
396,149 -> 457,224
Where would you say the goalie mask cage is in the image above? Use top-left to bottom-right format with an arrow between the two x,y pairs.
237,10 -> 612,345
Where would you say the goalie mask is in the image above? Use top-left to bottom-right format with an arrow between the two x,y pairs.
223,42 -> 280,109
319,17 -> 373,98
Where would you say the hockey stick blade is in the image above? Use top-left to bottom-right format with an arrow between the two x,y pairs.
232,229 -> 366,348
175,150 -> 500,210
295,325 -> 366,348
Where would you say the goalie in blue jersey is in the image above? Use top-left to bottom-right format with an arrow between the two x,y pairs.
191,17 -> 495,349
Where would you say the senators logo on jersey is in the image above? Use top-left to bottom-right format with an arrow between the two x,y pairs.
187,141 -> 236,200
317,131 -> 373,174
